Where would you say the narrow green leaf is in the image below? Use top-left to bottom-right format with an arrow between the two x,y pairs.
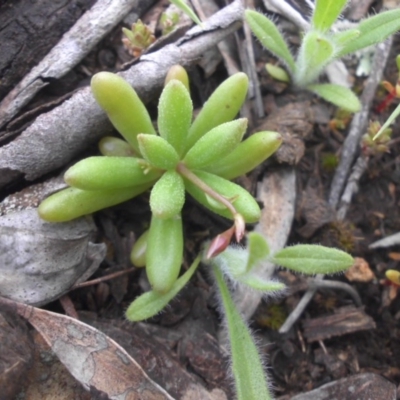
245,232 -> 270,273
150,170 -> 185,219
138,134 -> 180,170
183,170 -> 261,223
272,244 -> 354,274
338,9 -> 400,57
312,0 -> 348,32
295,31 -> 335,86
307,83 -> 361,113
237,274 -> 286,293
64,156 -> 162,190
158,79 -> 192,157
332,28 -> 360,48
374,103 -> 400,140
98,137 -> 135,157
186,73 -> 248,152
204,131 -> 282,180
146,214 -> 183,293
126,255 -> 201,321
183,119 -> 247,169
245,10 -> 295,74
38,184 -> 152,222
130,230 -> 149,267
212,266 -> 273,400
170,0 -> 202,26
91,72 -> 156,154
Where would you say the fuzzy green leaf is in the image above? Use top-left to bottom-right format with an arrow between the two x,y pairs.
138,134 -> 180,170
126,255 -> 201,321
237,274 -> 286,293
38,184 -> 152,222
272,244 -> 354,274
158,79 -> 192,156
183,170 -> 261,223
186,73 -> 248,152
245,232 -> 270,273
245,10 -> 295,74
295,31 -> 335,86
64,156 -> 162,190
307,83 -> 361,113
146,214 -> 183,293
130,230 -> 149,267
338,9 -> 400,57
150,170 -> 185,219
312,0 -> 348,32
91,72 -> 156,154
212,266 -> 273,400
183,119 -> 247,169
98,137 -> 135,157
170,0 -> 202,26
332,28 -> 360,48
204,131 -> 282,180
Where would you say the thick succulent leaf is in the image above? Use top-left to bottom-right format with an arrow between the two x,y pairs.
64,156 -> 162,190
164,65 -> 190,92
137,134 -> 180,170
245,10 -> 295,74
245,232 -> 270,273
265,64 -> 290,83
183,170 -> 261,223
38,184 -> 152,222
307,83 -> 361,113
212,266 -> 273,400
295,31 -> 335,86
150,170 -> 185,219
312,0 -> 348,32
130,230 -> 149,267
183,119 -> 247,169
91,72 -> 155,154
204,131 -> 282,180
338,9 -> 400,57
146,214 -> 183,293
158,79 -> 192,157
186,73 -> 248,152
98,137 -> 135,157
272,244 -> 354,274
126,255 -> 201,321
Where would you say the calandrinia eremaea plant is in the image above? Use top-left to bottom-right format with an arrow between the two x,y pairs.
38,65 -> 282,295
245,0 -> 400,113
127,232 -> 354,400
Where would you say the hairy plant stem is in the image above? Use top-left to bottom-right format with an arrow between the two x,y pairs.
176,162 -> 238,218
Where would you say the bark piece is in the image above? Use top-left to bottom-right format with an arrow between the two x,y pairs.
302,305 -> 376,343
0,0 -> 244,190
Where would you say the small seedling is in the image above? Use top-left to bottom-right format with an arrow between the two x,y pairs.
127,232 -> 354,399
38,65 -> 282,295
122,19 -> 155,57
245,0 -> 400,112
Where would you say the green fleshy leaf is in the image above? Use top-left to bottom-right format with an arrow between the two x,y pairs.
183,170 -> 261,223
130,229 -> 149,267
91,72 -> 156,154
204,131 -> 282,180
150,170 -> 185,219
183,119 -> 247,169
146,214 -> 183,293
64,156 -> 162,190
295,31 -> 335,86
212,266 -> 273,400
307,83 -> 361,113
272,244 -> 354,274
245,10 -> 295,74
312,0 -> 348,32
332,29 -> 360,48
245,232 -> 270,273
38,184 -> 152,222
164,65 -> 190,92
338,9 -> 400,57
186,73 -> 248,152
98,137 -> 135,157
265,63 -> 290,83
138,134 -> 180,170
158,79 -> 192,157
126,255 -> 201,321
170,0 -> 202,26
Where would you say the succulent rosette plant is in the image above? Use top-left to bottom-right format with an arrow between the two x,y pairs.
39,65 -> 282,295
